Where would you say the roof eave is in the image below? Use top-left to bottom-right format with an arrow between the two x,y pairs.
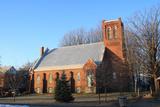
34,64 -> 84,71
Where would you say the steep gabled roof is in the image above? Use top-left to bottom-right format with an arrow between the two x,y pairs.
34,42 -> 105,71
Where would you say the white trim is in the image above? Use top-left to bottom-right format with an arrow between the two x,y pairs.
104,19 -> 119,23
34,64 -> 84,71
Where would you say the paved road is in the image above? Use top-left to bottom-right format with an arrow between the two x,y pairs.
0,94 -> 119,103
0,94 -> 118,107
1,100 -> 160,107
0,94 -> 160,107
0,102 -> 118,107
127,99 -> 160,107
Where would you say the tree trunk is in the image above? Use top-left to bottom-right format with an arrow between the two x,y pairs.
98,87 -> 101,104
134,79 -> 137,93
153,75 -> 158,93
137,88 -> 140,97
151,74 -> 158,94
104,87 -> 107,102
150,86 -> 152,95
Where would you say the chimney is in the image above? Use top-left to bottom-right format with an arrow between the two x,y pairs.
40,46 -> 44,57
118,17 -> 121,21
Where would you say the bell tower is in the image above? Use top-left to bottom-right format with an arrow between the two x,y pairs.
102,18 -> 124,60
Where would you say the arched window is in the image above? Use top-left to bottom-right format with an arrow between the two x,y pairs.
70,71 -> 75,93
37,74 -> 40,85
107,27 -> 112,40
77,72 -> 80,81
49,73 -> 53,84
113,72 -> 116,79
55,72 -> 59,81
70,71 -> 73,78
113,26 -> 118,39
86,70 -> 94,87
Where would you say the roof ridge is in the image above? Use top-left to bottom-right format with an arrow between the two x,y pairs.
59,42 -> 104,49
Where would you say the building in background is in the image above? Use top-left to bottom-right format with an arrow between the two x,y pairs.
0,66 -> 17,95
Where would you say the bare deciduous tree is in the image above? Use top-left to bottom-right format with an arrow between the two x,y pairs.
5,72 -> 20,101
0,56 -> 1,67
60,28 -> 86,46
127,6 -> 160,93
85,26 -> 103,44
18,62 -> 33,93
59,25 -> 103,47
125,28 -> 143,94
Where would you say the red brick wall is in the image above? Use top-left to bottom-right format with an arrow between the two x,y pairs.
33,68 -> 86,93
99,18 -> 129,92
102,18 -> 124,60
0,75 -> 4,88
32,60 -> 97,93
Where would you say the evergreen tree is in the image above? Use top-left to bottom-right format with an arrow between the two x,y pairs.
54,77 -> 61,101
54,71 -> 74,102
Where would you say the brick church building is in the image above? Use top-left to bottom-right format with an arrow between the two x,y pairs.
30,18 -> 129,94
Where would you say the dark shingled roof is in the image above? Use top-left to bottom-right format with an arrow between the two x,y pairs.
34,42 -> 105,71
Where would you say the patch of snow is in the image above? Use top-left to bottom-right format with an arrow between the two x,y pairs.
0,104 -> 29,107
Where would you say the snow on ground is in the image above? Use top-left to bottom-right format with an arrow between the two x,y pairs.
0,105 -> 29,107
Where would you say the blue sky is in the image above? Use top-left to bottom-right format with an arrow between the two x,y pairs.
0,0 -> 159,67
